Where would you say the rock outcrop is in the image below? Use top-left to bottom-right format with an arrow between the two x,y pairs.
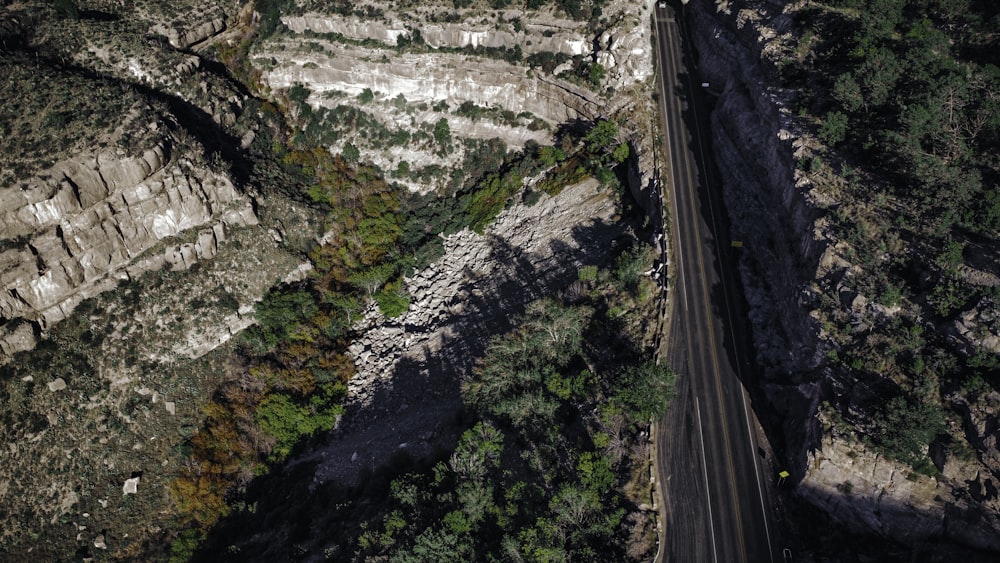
149,3 -> 230,50
687,0 -> 823,376
312,178 -> 627,485
255,0 -> 658,197
685,0 -> 1000,555
0,122 -> 257,361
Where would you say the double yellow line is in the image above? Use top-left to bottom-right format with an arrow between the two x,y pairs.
656,7 -> 749,562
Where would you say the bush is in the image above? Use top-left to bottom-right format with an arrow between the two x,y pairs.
870,395 -> 945,468
375,284 -> 411,318
255,289 -> 319,348
615,247 -> 647,294
463,172 -> 523,234
434,118 -> 451,148
255,392 -> 341,462
342,142 -> 360,163
578,265 -> 599,282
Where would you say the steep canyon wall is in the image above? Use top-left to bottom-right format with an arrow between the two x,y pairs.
685,0 -> 1000,554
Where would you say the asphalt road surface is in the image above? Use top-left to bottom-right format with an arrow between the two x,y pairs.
653,2 -> 780,562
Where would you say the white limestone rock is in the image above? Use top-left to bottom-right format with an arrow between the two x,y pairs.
122,477 -> 139,495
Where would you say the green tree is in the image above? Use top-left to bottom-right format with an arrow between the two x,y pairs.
588,63 -> 606,88
342,142 -> 360,163
434,118 -> 452,148
255,393 -> 340,462
819,111 -> 849,145
538,145 -> 565,167
833,74 -> 864,113
449,422 -> 504,481
585,119 -> 619,155
255,289 -> 318,348
871,395 -> 945,468
613,362 -> 676,422
348,262 -> 396,295
288,83 -> 311,103
612,141 -> 630,163
374,283 -> 410,318
858,47 -> 902,109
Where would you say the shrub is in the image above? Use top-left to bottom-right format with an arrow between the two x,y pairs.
578,265 -> 599,282
614,247 -> 647,294
463,172 -> 523,233
255,288 -> 319,348
342,142 -> 360,163
375,283 -> 411,318
870,395 -> 945,468
434,118 -> 452,148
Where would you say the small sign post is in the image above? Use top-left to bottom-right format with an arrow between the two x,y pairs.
777,470 -> 790,487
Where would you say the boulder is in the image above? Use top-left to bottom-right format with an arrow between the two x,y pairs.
122,476 -> 139,495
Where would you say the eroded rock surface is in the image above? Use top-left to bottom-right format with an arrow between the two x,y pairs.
254,0 -> 658,197
0,123 -> 257,361
308,178 -> 627,486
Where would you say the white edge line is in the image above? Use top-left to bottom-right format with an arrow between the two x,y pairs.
695,397 -> 720,563
675,4 -> 776,561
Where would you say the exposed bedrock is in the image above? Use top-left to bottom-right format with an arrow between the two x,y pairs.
0,124 -> 257,361
687,0 -> 823,377
307,178 -> 628,486
255,0 -> 660,205
686,0 -> 1000,554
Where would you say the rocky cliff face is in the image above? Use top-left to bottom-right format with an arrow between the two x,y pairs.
0,0 -> 665,556
253,0 -> 664,488
0,3 -> 318,555
253,0 -> 659,197
685,0 -> 1000,556
310,178 -> 626,485
687,0 -> 823,376
0,103 -> 260,362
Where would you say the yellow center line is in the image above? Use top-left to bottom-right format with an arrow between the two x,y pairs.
660,14 -> 748,561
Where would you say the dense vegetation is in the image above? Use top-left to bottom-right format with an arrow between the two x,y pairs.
348,295 -> 671,561
188,255 -> 672,561
791,0 -> 1000,470
168,22 -> 636,554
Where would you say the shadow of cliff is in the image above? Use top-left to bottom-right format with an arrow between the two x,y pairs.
190,212 -> 633,561
666,1 -> 1000,561
778,479 -> 1000,562
664,1 -> 836,557
667,0 -> 788,461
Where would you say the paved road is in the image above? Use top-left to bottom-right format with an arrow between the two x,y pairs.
652,2 -> 779,562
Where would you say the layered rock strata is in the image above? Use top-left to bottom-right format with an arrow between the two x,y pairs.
255,0 -> 658,196
0,127 -> 257,361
